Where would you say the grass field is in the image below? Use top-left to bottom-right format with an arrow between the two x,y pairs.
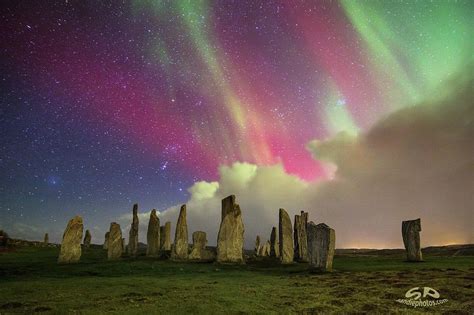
0,246 -> 473,314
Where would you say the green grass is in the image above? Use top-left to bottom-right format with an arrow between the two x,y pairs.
0,247 -> 473,314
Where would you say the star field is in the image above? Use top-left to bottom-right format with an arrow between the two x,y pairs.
0,0 -> 472,238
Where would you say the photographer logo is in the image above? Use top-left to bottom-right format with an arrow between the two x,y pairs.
396,287 -> 448,308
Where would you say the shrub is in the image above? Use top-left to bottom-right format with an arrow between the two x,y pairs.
0,230 -> 10,247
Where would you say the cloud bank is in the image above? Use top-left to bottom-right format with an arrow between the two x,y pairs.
118,73 -> 473,249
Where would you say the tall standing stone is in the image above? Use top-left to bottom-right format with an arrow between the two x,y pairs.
103,232 -> 110,250
171,205 -> 188,260
189,231 -> 215,261
146,209 -> 161,257
160,222 -> 171,251
270,227 -> 280,257
83,230 -> 92,248
58,216 -> 83,264
44,233 -> 49,246
279,208 -> 294,264
402,218 -> 423,262
216,195 -> 245,263
128,204 -> 139,257
108,222 -> 123,260
255,235 -> 261,256
307,222 -> 335,271
294,211 -> 309,262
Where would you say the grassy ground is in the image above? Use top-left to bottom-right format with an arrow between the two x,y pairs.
0,246 -> 473,314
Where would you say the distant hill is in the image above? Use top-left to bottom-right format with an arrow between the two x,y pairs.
336,244 -> 474,257
3,238 -> 473,257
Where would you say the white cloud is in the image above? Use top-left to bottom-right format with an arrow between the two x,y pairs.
188,181 -> 219,201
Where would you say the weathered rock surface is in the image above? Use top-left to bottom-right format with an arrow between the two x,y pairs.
189,231 -> 206,259
279,208 -> 294,264
128,204 -> 139,257
264,241 -> 271,256
146,209 -> 161,257
160,222 -> 171,251
103,232 -> 110,250
216,195 -> 245,263
83,230 -> 91,248
58,216 -> 83,264
294,211 -> 309,262
270,226 -> 279,257
257,240 -> 265,256
307,222 -> 335,271
402,218 -> 423,262
44,233 -> 49,245
255,235 -> 261,256
258,240 -> 270,257
189,231 -> 215,261
171,205 -> 188,260
107,222 -> 123,260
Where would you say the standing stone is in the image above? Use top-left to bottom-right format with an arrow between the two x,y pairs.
146,209 -> 161,257
160,222 -> 171,251
189,231 -> 206,260
307,222 -> 335,271
259,240 -> 270,257
264,241 -> 271,256
58,216 -> 83,264
258,241 -> 265,256
103,232 -> 110,250
44,233 -> 49,246
270,227 -> 280,258
216,195 -> 245,263
159,226 -> 165,249
294,211 -> 309,262
189,231 -> 215,261
279,208 -> 294,264
171,205 -> 188,260
402,218 -> 423,262
83,230 -> 92,248
128,204 -> 139,257
255,235 -> 261,256
107,222 -> 123,260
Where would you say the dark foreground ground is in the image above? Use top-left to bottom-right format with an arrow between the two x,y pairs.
0,246 -> 473,314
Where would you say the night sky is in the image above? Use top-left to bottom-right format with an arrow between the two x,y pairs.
1,1 -> 472,245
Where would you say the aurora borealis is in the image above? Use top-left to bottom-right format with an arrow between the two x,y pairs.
1,1 -> 472,246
